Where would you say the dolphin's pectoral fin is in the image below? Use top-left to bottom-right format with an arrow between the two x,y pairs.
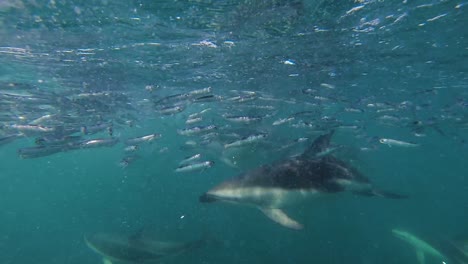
102,257 -> 113,264
259,208 -> 303,230
416,250 -> 425,264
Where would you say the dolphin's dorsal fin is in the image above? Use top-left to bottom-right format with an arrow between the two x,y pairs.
102,257 -> 113,264
301,130 -> 335,159
259,208 -> 303,230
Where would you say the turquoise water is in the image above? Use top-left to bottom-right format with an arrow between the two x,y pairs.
1,1 -> 467,263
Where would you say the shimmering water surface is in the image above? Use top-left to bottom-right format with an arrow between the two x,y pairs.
1,1 -> 467,263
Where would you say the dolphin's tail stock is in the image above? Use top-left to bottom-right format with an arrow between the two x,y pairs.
353,188 -> 409,199
373,189 -> 409,199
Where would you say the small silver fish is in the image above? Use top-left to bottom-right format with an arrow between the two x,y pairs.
224,115 -> 262,124
175,160 -> 214,173
74,138 -> 119,149
125,133 -> 161,145
29,114 -> 55,125
186,116 -> 203,125
9,124 -> 55,133
344,107 -> 364,113
189,87 -> 212,96
158,105 -> 184,115
224,133 -> 268,149
119,155 -> 139,168
124,145 -> 139,152
81,123 -> 113,136
177,125 -> 217,136
179,153 -> 202,165
273,117 -> 294,126
379,138 -> 420,147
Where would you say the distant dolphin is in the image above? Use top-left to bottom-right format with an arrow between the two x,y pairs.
200,130 -> 407,229
453,236 -> 468,258
392,229 -> 448,264
445,234 -> 468,264
84,232 -> 206,264
392,228 -> 468,264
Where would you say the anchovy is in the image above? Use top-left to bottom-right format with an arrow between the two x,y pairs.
187,108 -> 211,119
338,125 -> 361,130
119,155 -> 139,168
72,138 -> 119,149
81,123 -> 113,136
377,108 -> 397,113
188,87 -> 211,96
295,137 -> 309,143
243,105 -> 275,110
224,133 -> 268,149
175,160 -> 214,173
8,124 -> 55,134
29,114 -> 56,125
158,105 -> 185,115
75,92 -> 111,98
193,95 -> 219,103
188,113 -> 200,119
179,153 -> 202,165
199,108 -> 211,114
224,115 -> 263,123
379,138 -> 420,147
344,107 -> 364,113
273,117 -> 294,126
154,93 -> 190,106
124,145 -> 139,152
226,94 -> 256,103
186,116 -> 203,125
235,95 -> 256,103
125,133 -> 161,145
200,132 -> 219,140
177,125 -> 217,136
292,111 -> 317,117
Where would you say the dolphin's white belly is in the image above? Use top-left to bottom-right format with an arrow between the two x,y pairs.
208,187 -> 319,208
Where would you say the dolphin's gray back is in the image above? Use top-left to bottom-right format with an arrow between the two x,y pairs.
234,155 -> 370,192
85,233 -> 165,263
85,233 -> 204,263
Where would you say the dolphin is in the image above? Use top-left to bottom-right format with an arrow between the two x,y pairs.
200,130 -> 407,229
453,236 -> 468,258
444,234 -> 468,264
392,228 -> 449,264
84,231 -> 206,264
392,228 -> 468,264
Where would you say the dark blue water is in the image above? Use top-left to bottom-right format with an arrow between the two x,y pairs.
1,1 -> 467,263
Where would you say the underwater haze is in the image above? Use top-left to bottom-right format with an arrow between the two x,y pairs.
0,0 -> 467,263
